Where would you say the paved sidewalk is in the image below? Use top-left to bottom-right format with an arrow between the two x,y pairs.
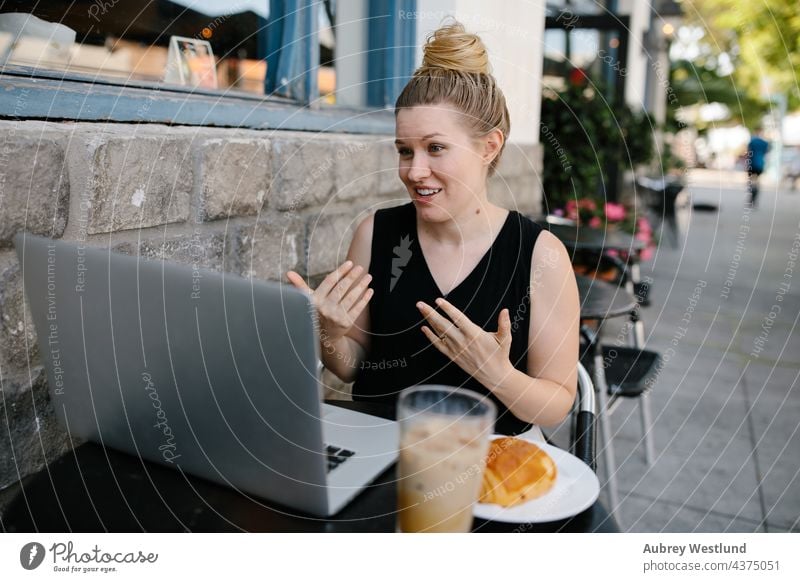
562,170 -> 800,532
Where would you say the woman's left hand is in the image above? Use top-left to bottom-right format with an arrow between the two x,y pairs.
417,298 -> 513,387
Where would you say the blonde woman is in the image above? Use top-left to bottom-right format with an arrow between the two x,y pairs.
289,22 -> 579,436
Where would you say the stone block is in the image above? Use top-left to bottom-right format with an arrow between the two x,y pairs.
333,138 -> 381,201
305,211 -> 360,278
114,230 -> 228,273
488,176 -> 518,209
271,138 -> 335,211
88,137 -> 192,233
489,176 -> 538,214
199,139 -> 271,221
0,138 -> 69,247
377,140 -> 403,196
0,260 -> 38,377
0,368 -> 72,490
496,143 -> 539,179
231,213 -> 304,281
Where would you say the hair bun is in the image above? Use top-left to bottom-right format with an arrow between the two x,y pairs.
418,22 -> 491,76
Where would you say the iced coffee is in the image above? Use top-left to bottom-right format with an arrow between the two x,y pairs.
396,386 -> 495,533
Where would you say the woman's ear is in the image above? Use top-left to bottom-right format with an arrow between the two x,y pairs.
482,128 -> 504,167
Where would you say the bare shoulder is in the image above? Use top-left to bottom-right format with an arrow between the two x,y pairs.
528,229 -> 578,304
531,229 -> 570,271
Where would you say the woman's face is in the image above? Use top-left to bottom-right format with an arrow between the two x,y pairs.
395,104 -> 492,223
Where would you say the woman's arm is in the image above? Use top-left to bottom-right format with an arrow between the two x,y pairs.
488,232 -> 579,426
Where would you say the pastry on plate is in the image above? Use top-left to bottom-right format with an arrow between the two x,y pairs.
479,437 -> 557,507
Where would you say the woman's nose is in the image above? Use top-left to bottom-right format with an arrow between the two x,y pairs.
406,158 -> 431,182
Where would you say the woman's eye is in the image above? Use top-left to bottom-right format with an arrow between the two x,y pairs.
397,148 -> 412,157
429,144 -> 444,153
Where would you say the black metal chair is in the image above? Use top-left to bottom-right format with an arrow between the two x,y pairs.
580,320 -> 661,470
573,250 -> 650,342
571,362 -> 597,472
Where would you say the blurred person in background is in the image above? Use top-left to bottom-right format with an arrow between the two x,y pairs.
746,128 -> 770,208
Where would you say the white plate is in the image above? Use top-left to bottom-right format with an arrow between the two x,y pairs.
473,436 -> 600,523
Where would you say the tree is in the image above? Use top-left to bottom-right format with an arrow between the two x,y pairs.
668,59 -> 767,131
681,0 -> 800,113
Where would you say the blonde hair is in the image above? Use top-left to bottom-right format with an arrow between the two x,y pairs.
395,22 -> 510,176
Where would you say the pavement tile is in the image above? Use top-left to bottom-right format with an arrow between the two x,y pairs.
738,315 -> 800,367
742,363 -> 800,531
764,523 -> 800,533
608,386 -> 762,522
617,492 -> 764,533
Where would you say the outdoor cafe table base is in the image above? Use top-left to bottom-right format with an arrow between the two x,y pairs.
3,402 -> 618,533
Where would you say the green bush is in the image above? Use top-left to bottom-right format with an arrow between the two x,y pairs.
540,70 -> 655,211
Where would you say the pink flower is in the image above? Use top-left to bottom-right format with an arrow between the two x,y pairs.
639,247 -> 654,261
589,216 -> 602,228
578,198 -> 597,211
604,202 -> 626,222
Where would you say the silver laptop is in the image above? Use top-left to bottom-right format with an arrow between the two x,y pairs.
15,233 -> 398,517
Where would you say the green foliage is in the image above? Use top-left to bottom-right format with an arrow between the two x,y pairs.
681,0 -> 800,111
659,141 -> 686,173
667,59 -> 769,130
539,78 -> 655,210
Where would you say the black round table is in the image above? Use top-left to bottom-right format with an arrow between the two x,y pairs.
547,221 -> 648,347
577,275 -> 637,320
3,401 -> 618,533
545,223 -> 646,253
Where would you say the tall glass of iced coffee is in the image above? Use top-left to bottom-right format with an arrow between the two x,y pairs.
396,385 -> 496,532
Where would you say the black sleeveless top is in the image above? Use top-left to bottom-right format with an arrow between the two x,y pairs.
352,203 -> 543,435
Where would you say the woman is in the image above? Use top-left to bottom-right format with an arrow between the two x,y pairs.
288,22 -> 579,435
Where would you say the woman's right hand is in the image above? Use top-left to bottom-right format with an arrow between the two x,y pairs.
286,261 -> 373,350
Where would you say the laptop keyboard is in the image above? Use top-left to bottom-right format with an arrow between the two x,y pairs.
325,444 -> 355,472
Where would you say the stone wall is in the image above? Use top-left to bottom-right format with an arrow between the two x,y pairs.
0,119 -> 541,498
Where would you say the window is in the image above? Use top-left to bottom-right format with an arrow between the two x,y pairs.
0,1 -> 271,95
0,1 -> 417,132
543,1 -> 629,104
318,0 -> 335,103
545,0 -> 607,17
543,27 -> 626,102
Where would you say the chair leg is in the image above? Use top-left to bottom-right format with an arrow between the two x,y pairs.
630,262 -> 641,285
628,263 -> 647,348
633,320 -> 646,348
639,392 -> 655,466
593,353 -> 620,521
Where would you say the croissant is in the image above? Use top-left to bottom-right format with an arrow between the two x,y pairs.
479,437 -> 557,507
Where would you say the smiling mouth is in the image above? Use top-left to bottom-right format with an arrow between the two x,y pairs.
415,188 -> 442,197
